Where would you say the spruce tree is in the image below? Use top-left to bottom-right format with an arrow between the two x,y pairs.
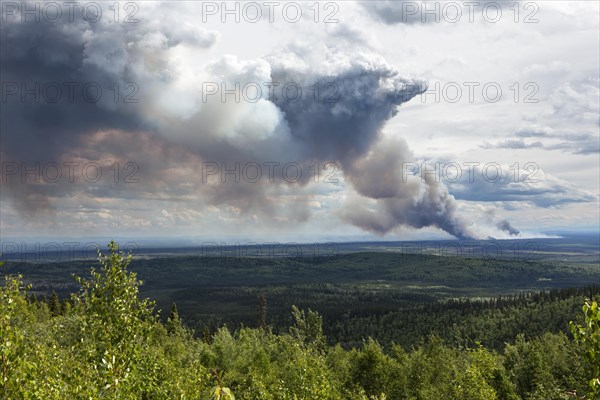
49,290 -> 61,317
258,292 -> 267,330
166,302 -> 181,335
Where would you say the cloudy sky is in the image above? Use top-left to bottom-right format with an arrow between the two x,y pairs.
1,0 -> 598,242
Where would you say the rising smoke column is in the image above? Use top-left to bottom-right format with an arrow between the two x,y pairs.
1,2 -> 512,239
267,47 -> 476,239
497,220 -> 520,236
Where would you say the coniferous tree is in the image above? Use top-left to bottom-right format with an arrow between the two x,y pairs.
202,326 -> 212,343
49,290 -> 61,317
166,302 -> 182,335
27,292 -> 38,305
258,292 -> 267,330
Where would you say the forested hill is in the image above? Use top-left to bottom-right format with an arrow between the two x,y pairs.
4,250 -> 598,350
1,243 -> 599,399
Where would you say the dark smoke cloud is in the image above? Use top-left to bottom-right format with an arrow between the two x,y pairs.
1,2 -> 218,213
337,136 -> 472,238
263,46 -> 476,238
1,3 -> 516,239
267,49 -> 426,164
496,220 -> 520,236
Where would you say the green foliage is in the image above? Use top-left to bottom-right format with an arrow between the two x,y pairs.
0,243 -> 596,399
48,290 -> 61,317
290,305 -> 326,351
0,274 -> 34,399
571,300 -> 600,398
6,252 -> 596,351
211,385 -> 235,400
1,242 -> 211,399
166,302 -> 185,336
504,332 -> 588,399
68,241 -> 158,397
210,369 -> 235,400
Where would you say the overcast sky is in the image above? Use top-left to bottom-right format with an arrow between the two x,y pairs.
1,0 -> 598,242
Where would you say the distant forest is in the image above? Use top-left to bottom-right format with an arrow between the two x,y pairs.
2,243 -> 599,399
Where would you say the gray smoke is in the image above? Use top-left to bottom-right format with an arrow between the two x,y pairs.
263,47 -> 475,238
1,3 -> 510,239
338,136 -> 473,239
496,220 -> 521,236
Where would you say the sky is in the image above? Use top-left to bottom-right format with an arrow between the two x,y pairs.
0,0 -> 599,243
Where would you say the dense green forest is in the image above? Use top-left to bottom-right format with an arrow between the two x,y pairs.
1,242 -> 599,399
6,250 -> 598,351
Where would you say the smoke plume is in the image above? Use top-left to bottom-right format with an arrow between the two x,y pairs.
0,2 -> 517,239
